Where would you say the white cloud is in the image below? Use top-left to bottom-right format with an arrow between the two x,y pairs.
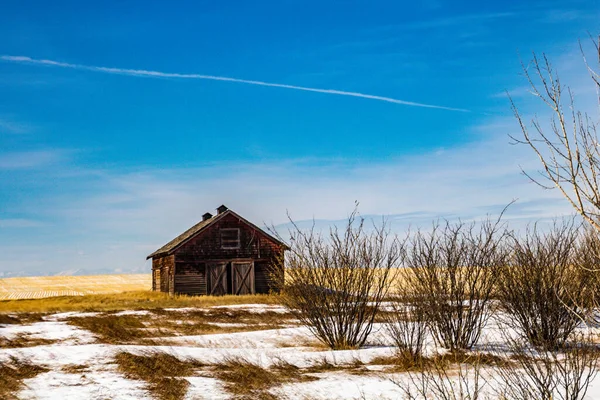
7,118 -> 565,275
0,129 -> 574,276
0,55 -> 470,112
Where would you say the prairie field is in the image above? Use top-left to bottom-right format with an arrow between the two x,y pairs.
0,274 -> 151,301
0,295 -> 599,400
0,266 -> 599,399
0,269 -> 413,302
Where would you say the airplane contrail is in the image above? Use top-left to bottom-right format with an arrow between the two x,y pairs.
1,55 -> 470,112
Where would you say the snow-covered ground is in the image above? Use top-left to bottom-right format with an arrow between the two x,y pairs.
1,304 -> 600,399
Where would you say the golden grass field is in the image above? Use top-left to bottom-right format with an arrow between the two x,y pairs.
0,268 -> 413,313
0,290 -> 280,313
0,274 -> 151,300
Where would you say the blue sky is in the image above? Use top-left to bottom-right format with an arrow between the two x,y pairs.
0,0 -> 598,275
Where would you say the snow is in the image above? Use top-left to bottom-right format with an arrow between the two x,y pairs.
0,320 -> 96,344
275,372 -> 402,400
210,303 -> 289,313
207,322 -> 249,328
2,305 -> 600,399
112,310 -> 151,317
43,312 -> 100,321
19,370 -> 151,400
184,377 -> 229,400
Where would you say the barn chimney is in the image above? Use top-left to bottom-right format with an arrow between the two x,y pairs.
217,205 -> 228,214
202,212 -> 213,221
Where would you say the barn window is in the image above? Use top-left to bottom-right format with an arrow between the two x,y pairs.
220,228 -> 240,249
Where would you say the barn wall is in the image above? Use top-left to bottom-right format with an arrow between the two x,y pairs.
152,255 -> 175,294
175,213 -> 282,261
174,260 -> 207,295
254,261 -> 282,294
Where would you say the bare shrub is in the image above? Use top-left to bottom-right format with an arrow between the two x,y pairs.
573,227 -> 600,317
392,352 -> 486,400
384,292 -> 428,362
493,333 -> 600,400
279,209 -> 403,349
405,217 -> 508,351
496,221 -> 595,350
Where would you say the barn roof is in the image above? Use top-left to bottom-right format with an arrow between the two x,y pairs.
146,206 -> 288,259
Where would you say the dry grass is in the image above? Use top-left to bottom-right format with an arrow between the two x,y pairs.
304,357 -> 338,373
0,290 -> 280,313
276,337 -> 330,350
114,351 -> 204,400
0,356 -> 49,399
213,357 -> 316,399
0,274 -> 151,300
67,308 -> 296,344
0,335 -> 56,349
152,308 -> 296,332
0,314 -> 20,324
61,364 -> 90,374
68,315 -> 146,343
370,350 -> 509,373
0,313 -> 45,324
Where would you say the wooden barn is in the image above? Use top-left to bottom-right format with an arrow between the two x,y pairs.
147,205 -> 287,296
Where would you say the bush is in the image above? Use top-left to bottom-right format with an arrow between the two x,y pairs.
405,217 -> 507,351
280,209 -> 403,349
393,352 -> 486,400
384,291 -> 428,362
497,221 -> 595,350
493,333 -> 600,400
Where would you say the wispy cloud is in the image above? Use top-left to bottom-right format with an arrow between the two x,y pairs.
399,12 -> 515,30
0,55 -> 470,112
370,12 -> 515,33
0,117 -> 30,135
0,150 -> 64,170
0,219 -> 43,228
0,114 -> 576,276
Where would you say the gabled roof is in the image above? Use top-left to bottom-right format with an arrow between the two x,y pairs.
146,207 -> 288,259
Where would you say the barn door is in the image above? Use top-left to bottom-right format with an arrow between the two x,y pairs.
232,262 -> 255,295
207,263 -> 228,296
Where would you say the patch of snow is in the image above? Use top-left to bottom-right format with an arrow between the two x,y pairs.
0,321 -> 96,344
161,307 -> 201,312
208,322 -> 249,328
44,312 -> 100,321
112,310 -> 151,316
19,370 -> 151,400
184,376 -> 229,400
0,343 -> 113,367
210,304 -> 289,314
275,371 -> 401,400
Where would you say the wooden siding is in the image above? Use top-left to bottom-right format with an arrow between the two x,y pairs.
176,213 -> 282,261
152,255 -> 175,294
254,261 -> 282,294
174,262 -> 206,295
